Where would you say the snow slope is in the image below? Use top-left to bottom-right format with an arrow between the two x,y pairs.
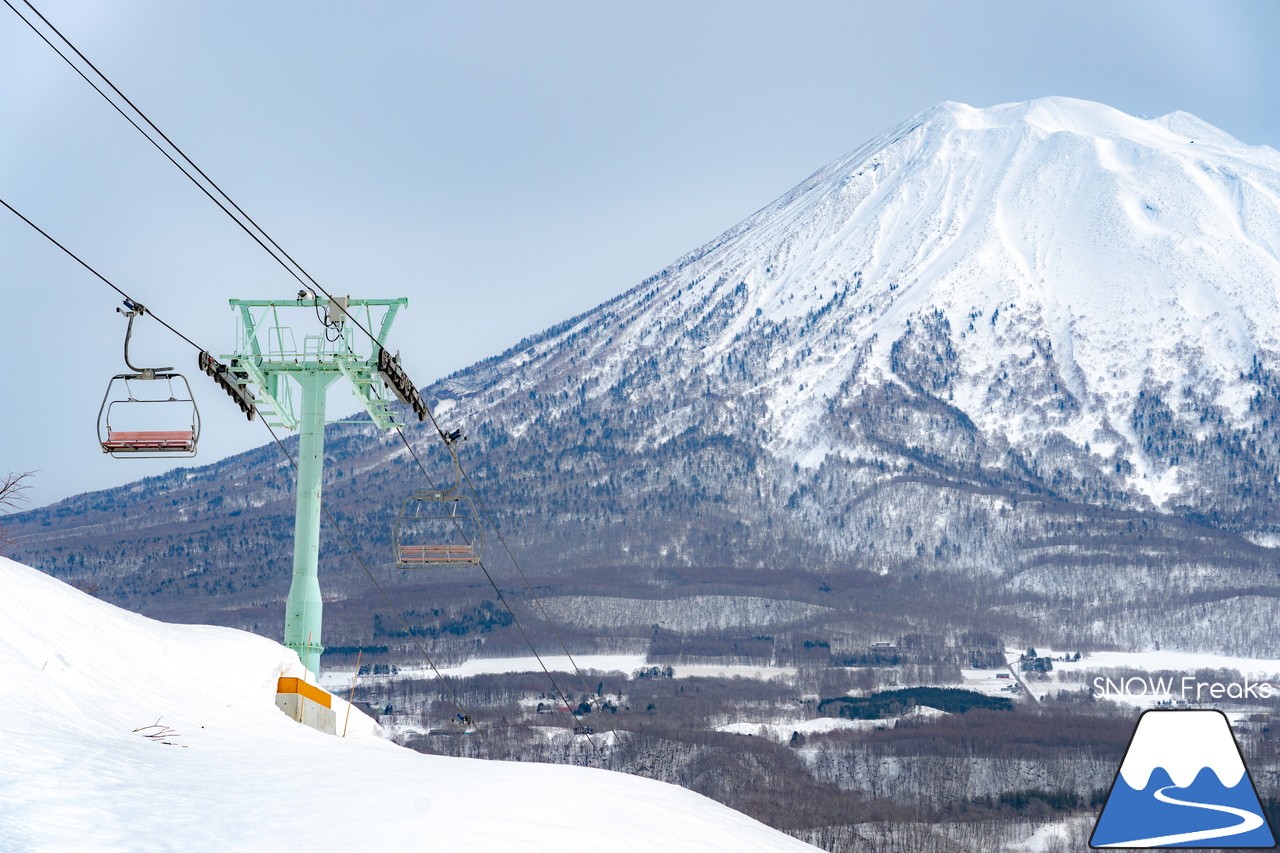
672,97 -> 1280,468
439,96 -> 1280,514
0,557 -> 816,853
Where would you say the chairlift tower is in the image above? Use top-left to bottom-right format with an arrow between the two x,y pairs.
221,296 -> 426,678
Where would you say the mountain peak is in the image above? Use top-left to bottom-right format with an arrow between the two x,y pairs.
457,95 -> 1280,516
914,97 -> 1247,152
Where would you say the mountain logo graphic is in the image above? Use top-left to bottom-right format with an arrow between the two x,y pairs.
1091,709 -> 1276,848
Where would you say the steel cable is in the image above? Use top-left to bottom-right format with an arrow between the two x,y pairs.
6,0 -> 634,766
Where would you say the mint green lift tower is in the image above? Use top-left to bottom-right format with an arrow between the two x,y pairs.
220,297 -> 426,678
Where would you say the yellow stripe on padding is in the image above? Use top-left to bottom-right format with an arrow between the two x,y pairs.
276,676 -> 332,709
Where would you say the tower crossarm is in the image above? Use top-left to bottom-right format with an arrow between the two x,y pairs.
224,297 -> 413,432
335,355 -> 403,430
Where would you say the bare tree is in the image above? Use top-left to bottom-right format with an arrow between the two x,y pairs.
0,470 -> 35,551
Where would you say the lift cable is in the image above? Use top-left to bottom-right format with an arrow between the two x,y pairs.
0,197 -> 201,352
9,2 -> 630,761
0,195 -> 479,732
4,174 -> 612,758
9,0 -> 499,510
4,0 -> 308,294
396,426 -> 635,765
3,194 -> 615,759
3,0 -> 379,345
393,430 -> 622,764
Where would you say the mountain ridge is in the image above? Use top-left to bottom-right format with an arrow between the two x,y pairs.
424,95 -> 1280,523
9,97 -> 1280,658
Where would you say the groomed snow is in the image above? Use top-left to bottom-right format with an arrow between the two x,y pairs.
716,705 -> 950,742
318,653 -> 651,691
717,718 -> 888,740
669,664 -> 798,681
1015,647 -> 1280,681
1075,649 -> 1280,679
0,557 -> 817,852
321,658 -> 799,693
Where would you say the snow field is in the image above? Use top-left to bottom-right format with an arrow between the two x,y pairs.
997,646 -> 1280,711
716,705 -> 951,743
320,657 -> 799,692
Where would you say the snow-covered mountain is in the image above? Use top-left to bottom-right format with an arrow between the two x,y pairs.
10,97 -> 1280,654
531,99 -> 1273,480
0,555 -> 817,852
666,96 -> 1280,496
419,96 -> 1280,553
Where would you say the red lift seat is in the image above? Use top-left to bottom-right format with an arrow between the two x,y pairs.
397,544 -> 477,566
101,430 -> 196,453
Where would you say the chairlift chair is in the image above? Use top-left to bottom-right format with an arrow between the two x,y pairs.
392,435 -> 483,568
96,300 -> 201,459
393,490 -> 483,568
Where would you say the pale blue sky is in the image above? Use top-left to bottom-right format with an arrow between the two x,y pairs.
2,0 -> 1278,505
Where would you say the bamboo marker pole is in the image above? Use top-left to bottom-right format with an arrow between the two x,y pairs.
343,650 -> 362,737
292,631 -> 315,723
303,631 -> 314,680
